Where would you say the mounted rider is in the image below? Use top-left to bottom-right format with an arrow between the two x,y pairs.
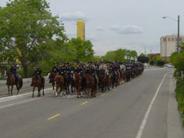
9,64 -> 19,81
52,65 -> 58,74
33,67 -> 42,79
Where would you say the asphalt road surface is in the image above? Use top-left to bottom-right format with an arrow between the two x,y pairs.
0,77 -> 51,97
0,68 -> 183,138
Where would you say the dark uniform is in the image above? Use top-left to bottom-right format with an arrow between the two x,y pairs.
33,67 -> 42,79
52,66 -> 58,73
10,65 -> 18,81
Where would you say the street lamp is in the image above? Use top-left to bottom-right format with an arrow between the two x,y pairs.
162,15 -> 180,53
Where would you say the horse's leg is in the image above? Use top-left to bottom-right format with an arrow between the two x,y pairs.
37,87 -> 41,97
60,84 -> 64,96
8,85 -> 10,96
77,85 -> 81,98
32,87 -> 35,97
42,88 -> 45,96
16,83 -> 20,95
37,88 -> 40,97
55,85 -> 58,97
52,82 -> 55,90
42,84 -> 45,96
11,85 -> 13,96
59,85 -> 62,96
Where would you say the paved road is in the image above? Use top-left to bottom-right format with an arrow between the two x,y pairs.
0,68 -> 183,138
0,77 -> 51,97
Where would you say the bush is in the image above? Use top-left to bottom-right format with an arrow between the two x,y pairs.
176,79 -> 184,124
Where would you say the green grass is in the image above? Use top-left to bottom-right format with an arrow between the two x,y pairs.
175,79 -> 184,124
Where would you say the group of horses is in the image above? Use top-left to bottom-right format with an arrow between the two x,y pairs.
6,71 -> 45,97
5,62 -> 144,98
48,62 -> 144,98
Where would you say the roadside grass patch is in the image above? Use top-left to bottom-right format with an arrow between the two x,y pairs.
175,79 -> 184,124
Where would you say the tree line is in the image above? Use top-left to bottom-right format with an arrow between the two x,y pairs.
170,42 -> 184,124
0,0 -> 139,78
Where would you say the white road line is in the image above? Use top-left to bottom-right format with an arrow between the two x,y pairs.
80,101 -> 89,106
0,88 -> 52,103
48,113 -> 61,121
144,68 -> 164,71
0,98 -> 38,110
135,73 -> 167,138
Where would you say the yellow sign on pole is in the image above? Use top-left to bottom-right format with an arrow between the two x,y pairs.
77,19 -> 85,40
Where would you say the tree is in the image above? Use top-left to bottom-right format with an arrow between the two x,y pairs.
103,48 -> 137,62
130,50 -> 138,61
0,0 -> 66,77
67,38 -> 94,62
137,54 -> 149,63
170,51 -> 184,72
179,41 -> 184,51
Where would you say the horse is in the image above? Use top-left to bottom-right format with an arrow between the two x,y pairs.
49,71 -> 56,90
54,73 -> 64,97
64,72 -> 75,95
31,75 -> 45,97
82,72 -> 96,98
6,72 -> 23,96
74,72 -> 81,98
98,69 -> 109,92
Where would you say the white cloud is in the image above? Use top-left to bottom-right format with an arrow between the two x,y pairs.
110,25 -> 143,35
96,26 -> 105,32
110,25 -> 121,31
61,11 -> 87,21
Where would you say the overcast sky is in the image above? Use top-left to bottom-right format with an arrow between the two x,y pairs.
1,0 -> 184,55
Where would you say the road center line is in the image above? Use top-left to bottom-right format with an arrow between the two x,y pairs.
0,88 -> 52,103
135,73 -> 167,138
48,113 -> 61,121
80,101 -> 88,106
0,98 -> 38,110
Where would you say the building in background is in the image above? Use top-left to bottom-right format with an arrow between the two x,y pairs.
76,19 -> 85,40
160,35 -> 184,59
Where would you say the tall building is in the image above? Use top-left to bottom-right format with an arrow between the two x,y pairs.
76,19 -> 85,40
160,35 -> 184,58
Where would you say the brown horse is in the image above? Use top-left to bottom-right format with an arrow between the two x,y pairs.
74,72 -> 81,98
6,72 -> 23,96
98,70 -> 109,92
83,73 -> 96,98
31,76 -> 45,97
54,73 -> 64,97
49,72 -> 56,90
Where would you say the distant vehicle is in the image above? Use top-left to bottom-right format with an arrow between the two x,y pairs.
164,64 -> 174,68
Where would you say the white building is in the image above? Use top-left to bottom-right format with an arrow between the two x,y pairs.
160,35 -> 184,58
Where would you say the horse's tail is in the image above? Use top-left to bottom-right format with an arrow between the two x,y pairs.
19,78 -> 23,89
41,77 -> 45,89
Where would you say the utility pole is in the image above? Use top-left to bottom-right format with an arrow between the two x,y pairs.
162,15 -> 181,53
177,15 -> 180,52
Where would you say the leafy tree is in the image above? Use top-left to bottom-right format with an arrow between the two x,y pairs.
0,0 -> 66,77
103,49 -> 137,62
137,54 -> 149,63
67,38 -> 94,62
170,51 -> 184,72
130,50 -> 138,61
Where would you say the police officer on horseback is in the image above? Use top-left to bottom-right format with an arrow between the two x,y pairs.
52,65 -> 58,74
10,64 -> 18,81
33,67 -> 42,79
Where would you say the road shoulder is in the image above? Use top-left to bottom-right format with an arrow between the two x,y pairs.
167,76 -> 184,138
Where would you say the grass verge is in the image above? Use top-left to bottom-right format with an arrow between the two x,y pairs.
176,79 -> 184,124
